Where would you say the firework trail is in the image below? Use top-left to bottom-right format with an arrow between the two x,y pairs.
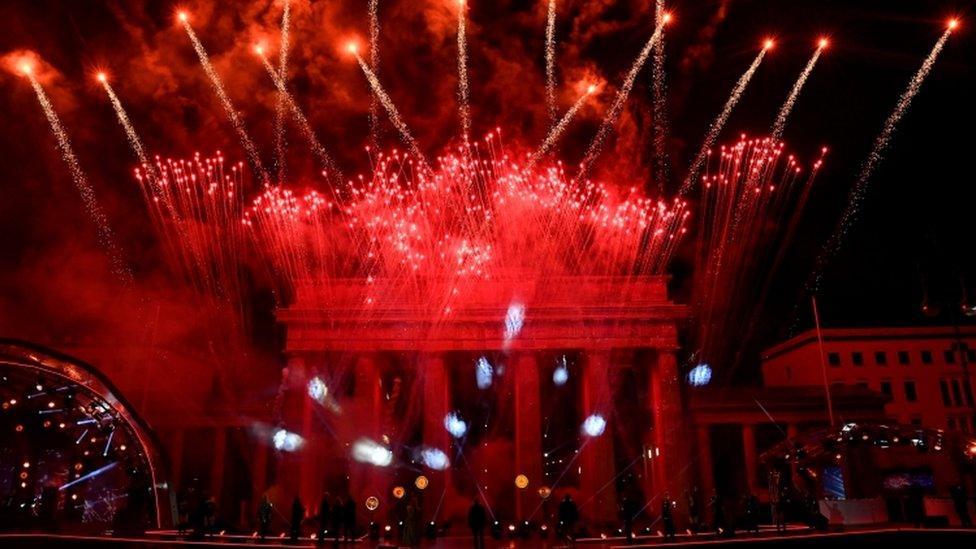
179,14 -> 268,182
457,0 -> 471,140
352,48 -> 430,171
100,78 -> 150,174
273,0 -> 291,183
651,0 -> 669,189
807,26 -> 954,293
771,41 -> 825,140
576,18 -> 667,180
27,72 -> 131,283
545,0 -> 557,126
530,85 -> 594,165
679,45 -> 769,196
369,0 -> 382,146
257,50 -> 342,182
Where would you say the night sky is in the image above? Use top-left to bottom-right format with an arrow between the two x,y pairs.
0,0 -> 973,381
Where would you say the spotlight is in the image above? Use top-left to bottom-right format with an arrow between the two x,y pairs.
581,414 -> 606,437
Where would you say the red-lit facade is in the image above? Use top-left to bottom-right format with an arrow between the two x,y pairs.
762,326 -> 976,432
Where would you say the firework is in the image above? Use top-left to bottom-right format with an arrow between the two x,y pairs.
808,23 -> 955,293
256,48 -> 342,183
679,41 -> 771,195
273,0 -> 291,183
368,0 -> 382,146
771,38 -> 826,140
179,12 -> 268,182
456,0 -> 471,140
25,69 -> 131,283
530,84 -> 596,165
351,46 -> 430,172
692,136 -> 825,376
651,0 -> 669,188
545,0 -> 558,126
576,14 -> 669,180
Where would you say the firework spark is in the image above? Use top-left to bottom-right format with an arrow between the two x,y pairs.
808,24 -> 954,292
27,71 -> 131,283
576,15 -> 668,180
771,39 -> 826,140
179,13 -> 268,182
679,43 -> 770,196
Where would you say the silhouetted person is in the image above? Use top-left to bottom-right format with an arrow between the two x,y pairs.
951,484 -> 971,527
908,484 -> 925,528
709,492 -> 724,534
316,493 -> 330,545
343,496 -> 356,541
258,496 -> 273,540
621,495 -> 638,544
743,492 -> 760,534
688,487 -> 701,533
557,494 -> 579,544
403,497 -> 419,546
468,498 -> 487,549
290,496 -> 304,543
331,496 -> 344,547
662,493 -> 676,540
203,495 -> 217,537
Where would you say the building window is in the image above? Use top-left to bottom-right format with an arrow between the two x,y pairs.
941,379 -> 952,407
949,418 -> 957,430
852,352 -> 864,366
828,352 -> 841,367
910,417 -> 922,427
880,380 -> 893,397
856,380 -> 869,389
921,350 -> 933,364
904,381 -> 918,402
944,349 -> 956,364
964,380 -> 974,407
952,379 -> 964,407
967,349 -> 976,363
898,351 -> 910,365
875,351 -> 887,365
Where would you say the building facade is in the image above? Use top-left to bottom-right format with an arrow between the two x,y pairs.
762,326 -> 976,432
275,276 -> 690,527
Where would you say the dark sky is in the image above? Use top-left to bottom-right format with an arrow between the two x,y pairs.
0,0 -> 972,379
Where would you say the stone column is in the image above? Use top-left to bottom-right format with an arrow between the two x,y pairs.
651,351 -> 688,521
579,350 -> 616,524
742,424 -> 758,493
513,352 -> 543,521
350,354 -> 384,507
277,355 -> 309,508
421,353 -> 451,524
695,424 -> 715,518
